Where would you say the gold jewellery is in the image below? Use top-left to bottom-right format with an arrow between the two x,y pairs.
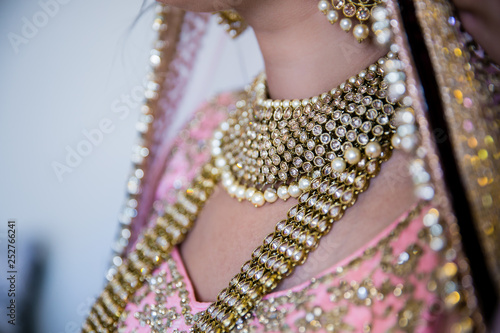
318,0 -> 384,42
215,10 -> 248,38
214,54 -> 398,207
215,1 -> 388,43
82,53 -> 400,332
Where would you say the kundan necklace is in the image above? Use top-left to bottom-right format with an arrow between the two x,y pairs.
82,52 -> 399,333
214,55 -> 397,207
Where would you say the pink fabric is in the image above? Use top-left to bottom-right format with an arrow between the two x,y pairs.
127,12 -> 210,252
118,93 -> 447,332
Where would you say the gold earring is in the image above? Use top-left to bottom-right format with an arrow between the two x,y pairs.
215,9 -> 248,38
317,0 -> 382,42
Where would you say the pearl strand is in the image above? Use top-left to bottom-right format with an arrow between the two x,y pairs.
215,155 -> 313,207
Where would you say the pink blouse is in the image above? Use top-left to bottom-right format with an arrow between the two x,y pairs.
117,93 -> 450,332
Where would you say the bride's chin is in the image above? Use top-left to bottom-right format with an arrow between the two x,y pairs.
155,0 -> 234,12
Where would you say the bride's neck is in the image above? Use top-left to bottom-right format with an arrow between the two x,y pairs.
235,0 -> 388,100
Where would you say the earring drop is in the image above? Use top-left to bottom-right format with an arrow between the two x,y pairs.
318,0 -> 382,42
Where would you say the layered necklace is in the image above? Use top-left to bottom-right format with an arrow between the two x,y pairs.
83,52 -> 399,333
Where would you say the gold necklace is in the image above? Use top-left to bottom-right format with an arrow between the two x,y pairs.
214,54 -> 397,207
82,55 -> 398,333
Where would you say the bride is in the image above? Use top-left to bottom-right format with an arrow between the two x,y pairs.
83,0 -> 500,332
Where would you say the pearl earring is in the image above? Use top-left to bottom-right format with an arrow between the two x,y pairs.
215,10 -> 248,38
317,0 -> 382,42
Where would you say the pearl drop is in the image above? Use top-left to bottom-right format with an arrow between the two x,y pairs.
251,191 -> 265,207
298,177 -> 311,191
331,157 -> 346,172
277,185 -> 290,200
228,184 -> 238,196
288,183 -> 302,198
353,24 -> 369,41
236,185 -> 246,200
391,134 -> 402,149
214,130 -> 223,140
245,187 -> 256,201
215,157 -> 226,168
211,147 -> 221,156
327,10 -> 338,23
318,0 -> 329,11
340,18 -> 352,32
222,177 -> 233,188
365,142 -> 382,158
264,188 -> 278,203
344,147 -> 361,164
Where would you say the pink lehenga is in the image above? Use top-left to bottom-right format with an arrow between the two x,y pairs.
82,0 -> 500,332
115,93 -> 445,332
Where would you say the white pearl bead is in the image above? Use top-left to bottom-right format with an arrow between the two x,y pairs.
222,171 -> 232,180
277,185 -> 290,200
264,188 -> 278,203
391,134 -> 402,149
327,10 -> 338,23
222,177 -> 233,188
344,147 -> 361,164
211,147 -> 221,156
353,24 -> 369,41
228,184 -> 238,196
215,157 -> 226,168
288,183 -> 302,198
318,0 -> 329,11
340,18 -> 352,32
372,6 -> 387,21
245,187 -> 256,201
214,131 -> 223,140
331,157 -> 346,172
236,185 -> 246,200
251,191 -> 265,207
365,141 -> 382,158
401,136 -> 416,151
415,184 -> 435,200
298,177 -> 311,191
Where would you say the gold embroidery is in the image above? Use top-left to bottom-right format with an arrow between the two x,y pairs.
117,256 -> 195,333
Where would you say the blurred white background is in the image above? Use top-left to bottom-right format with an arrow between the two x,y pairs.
0,1 -> 262,332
